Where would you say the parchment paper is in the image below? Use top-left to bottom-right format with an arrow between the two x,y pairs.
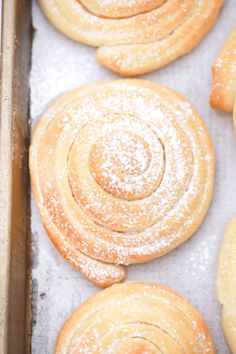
30,1 -> 236,352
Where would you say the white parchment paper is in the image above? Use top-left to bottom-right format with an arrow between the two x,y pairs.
30,1 -> 236,352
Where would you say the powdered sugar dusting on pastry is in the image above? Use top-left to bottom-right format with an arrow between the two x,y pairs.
30,80 -> 214,286
55,283 -> 216,353
38,0 -> 224,75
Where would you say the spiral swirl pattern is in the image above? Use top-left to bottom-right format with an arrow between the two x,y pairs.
55,282 -> 216,353
38,0 -> 224,76
30,80 -> 214,287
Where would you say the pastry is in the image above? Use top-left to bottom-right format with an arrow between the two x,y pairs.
210,27 -> 236,132
55,282 -> 216,353
30,80 -> 215,287
38,0 -> 224,76
211,27 -> 236,112
217,217 -> 236,354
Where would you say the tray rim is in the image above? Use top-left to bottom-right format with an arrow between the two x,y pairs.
0,0 -> 32,353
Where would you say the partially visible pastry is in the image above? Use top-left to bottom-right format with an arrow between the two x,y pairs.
38,0 -> 224,76
55,282 -> 216,354
210,27 -> 236,130
30,80 -> 215,287
217,217 -> 236,354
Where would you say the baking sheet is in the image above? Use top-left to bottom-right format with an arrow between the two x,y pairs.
0,1 -> 31,352
30,1 -> 236,353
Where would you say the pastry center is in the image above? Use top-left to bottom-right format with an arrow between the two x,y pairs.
88,130 -> 159,200
68,119 -> 165,212
90,131 -> 151,177
113,338 -> 160,354
79,0 -> 163,18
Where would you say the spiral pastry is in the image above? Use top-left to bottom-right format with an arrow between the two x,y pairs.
38,0 -> 224,76
210,27 -> 236,132
55,282 -> 216,353
30,80 -> 214,287
217,217 -> 236,354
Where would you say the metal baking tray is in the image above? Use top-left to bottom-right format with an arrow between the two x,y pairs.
0,1 -> 31,353
1,0 -> 236,353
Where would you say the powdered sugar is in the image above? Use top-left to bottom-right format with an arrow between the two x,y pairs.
31,0 -> 236,353
31,81 -> 214,274
57,283 -> 215,353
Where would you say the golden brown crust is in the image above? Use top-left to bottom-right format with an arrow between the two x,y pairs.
210,27 -> 236,112
217,217 -> 236,354
55,282 -> 216,354
30,80 -> 215,287
38,0 -> 224,76
80,0 -> 163,18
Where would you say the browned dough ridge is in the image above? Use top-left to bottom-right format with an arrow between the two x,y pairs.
38,0 -> 224,76
55,282 -> 216,353
30,80 -> 214,287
